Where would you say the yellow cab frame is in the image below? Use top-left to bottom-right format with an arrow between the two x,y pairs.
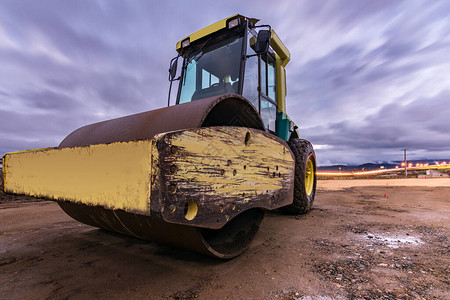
171,14 -> 298,141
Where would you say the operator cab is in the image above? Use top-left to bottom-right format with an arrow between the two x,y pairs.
169,15 -> 293,139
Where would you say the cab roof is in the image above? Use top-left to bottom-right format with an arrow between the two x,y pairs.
175,14 -> 290,67
175,14 -> 258,51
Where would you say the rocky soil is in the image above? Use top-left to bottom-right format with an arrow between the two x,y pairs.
1,172 -> 449,299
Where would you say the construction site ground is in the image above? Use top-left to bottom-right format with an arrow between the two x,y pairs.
1,172 -> 449,299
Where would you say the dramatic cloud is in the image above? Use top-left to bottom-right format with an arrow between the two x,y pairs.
305,91 -> 450,165
1,0 -> 449,165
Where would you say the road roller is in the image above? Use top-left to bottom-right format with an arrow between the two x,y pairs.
3,15 -> 317,259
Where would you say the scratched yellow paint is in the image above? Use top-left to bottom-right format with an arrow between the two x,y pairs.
176,15 -> 229,51
4,127 -> 293,215
159,127 -> 295,198
4,141 -> 152,213
150,140 -> 160,196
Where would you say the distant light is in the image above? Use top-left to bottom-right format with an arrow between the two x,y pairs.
227,17 -> 240,29
395,166 -> 399,169
181,38 -> 190,48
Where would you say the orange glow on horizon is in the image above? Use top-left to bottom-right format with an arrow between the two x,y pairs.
318,162 -> 449,176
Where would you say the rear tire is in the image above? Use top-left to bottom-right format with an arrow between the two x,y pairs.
282,139 -> 317,214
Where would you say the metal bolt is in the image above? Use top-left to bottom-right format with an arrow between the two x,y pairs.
170,164 -> 178,174
170,146 -> 178,154
169,184 -> 177,193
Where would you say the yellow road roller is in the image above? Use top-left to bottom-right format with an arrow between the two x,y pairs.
3,15 -> 317,259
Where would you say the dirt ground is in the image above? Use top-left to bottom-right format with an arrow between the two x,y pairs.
1,172 -> 449,299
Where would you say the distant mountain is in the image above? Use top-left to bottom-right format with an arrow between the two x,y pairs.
318,159 -> 449,171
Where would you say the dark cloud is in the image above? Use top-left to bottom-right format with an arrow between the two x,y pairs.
0,0 -> 449,165
0,109 -> 79,154
282,0 -> 450,164
18,89 -> 78,111
305,91 -> 450,164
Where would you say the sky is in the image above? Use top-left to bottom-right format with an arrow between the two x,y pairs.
1,0 -> 449,165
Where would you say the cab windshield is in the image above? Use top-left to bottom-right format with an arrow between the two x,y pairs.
177,35 -> 244,103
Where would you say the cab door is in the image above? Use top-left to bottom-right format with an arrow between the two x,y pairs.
242,31 -> 277,133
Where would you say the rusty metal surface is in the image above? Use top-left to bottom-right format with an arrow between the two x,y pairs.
58,201 -> 264,259
55,94 -> 268,258
57,201 -> 211,256
59,94 -> 264,148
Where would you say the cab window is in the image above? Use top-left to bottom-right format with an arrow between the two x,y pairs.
242,34 -> 259,110
260,53 -> 277,132
178,35 -> 244,104
267,58 -> 276,99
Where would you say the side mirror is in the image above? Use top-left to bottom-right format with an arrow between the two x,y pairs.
254,30 -> 271,54
168,56 -> 179,81
167,55 -> 180,106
